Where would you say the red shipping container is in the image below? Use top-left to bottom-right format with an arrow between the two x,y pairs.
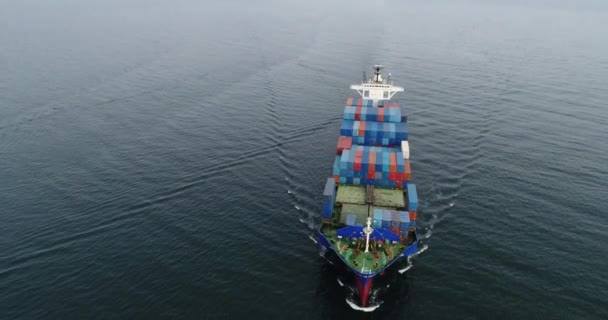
368,171 -> 375,179
336,136 -> 352,155
368,150 -> 376,168
359,121 -> 366,137
334,175 -> 340,184
346,97 -> 353,106
409,211 -> 417,221
385,102 -> 399,108
390,228 -> 399,235
344,136 -> 352,149
355,106 -> 362,121
389,172 -> 397,181
395,180 -> 403,188
368,166 -> 375,179
354,150 -> 363,171
403,160 -> 411,181
378,107 -> 384,122
389,152 -> 397,172
356,98 -> 363,107
336,141 -> 343,155
367,151 -> 376,180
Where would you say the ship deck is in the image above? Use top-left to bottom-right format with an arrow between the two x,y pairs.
336,185 -> 405,208
333,185 -> 406,224
321,224 -> 412,273
321,184 -> 415,273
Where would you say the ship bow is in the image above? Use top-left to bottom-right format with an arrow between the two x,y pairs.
356,275 -> 374,307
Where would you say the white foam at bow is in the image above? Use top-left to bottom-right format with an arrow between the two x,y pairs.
308,235 -> 318,244
424,229 -> 433,239
398,264 -> 413,274
412,244 -> 429,257
346,299 -> 381,312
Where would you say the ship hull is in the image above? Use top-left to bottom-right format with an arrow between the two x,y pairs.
355,276 -> 373,307
318,69 -> 418,309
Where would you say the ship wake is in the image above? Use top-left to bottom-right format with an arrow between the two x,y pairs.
345,299 -> 382,312
398,263 -> 413,274
413,244 -> 429,257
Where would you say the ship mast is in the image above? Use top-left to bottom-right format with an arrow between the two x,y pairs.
364,217 -> 373,253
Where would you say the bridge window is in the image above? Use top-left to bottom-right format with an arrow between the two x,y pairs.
364,90 -> 369,97
383,91 -> 389,98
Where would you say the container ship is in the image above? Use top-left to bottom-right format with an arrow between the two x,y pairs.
317,65 -> 418,308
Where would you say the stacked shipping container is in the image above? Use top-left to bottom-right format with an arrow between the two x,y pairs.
346,98 -> 388,108
333,146 -> 411,188
322,178 -> 336,220
407,183 -> 418,211
343,106 -> 403,123
336,136 -> 352,155
346,98 -> 402,109
368,208 -> 417,235
324,98 -> 419,232
340,120 -> 408,146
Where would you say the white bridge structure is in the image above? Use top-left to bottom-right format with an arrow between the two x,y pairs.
350,65 -> 404,101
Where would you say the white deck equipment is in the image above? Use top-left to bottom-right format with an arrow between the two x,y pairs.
401,141 -> 410,160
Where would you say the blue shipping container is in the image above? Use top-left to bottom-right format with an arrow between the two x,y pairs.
382,220 -> 391,229
373,219 -> 382,228
391,221 -> 400,229
346,214 -> 356,226
407,183 -> 418,211
373,209 -> 383,221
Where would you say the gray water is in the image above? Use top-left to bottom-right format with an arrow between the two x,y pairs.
1,0 -> 608,318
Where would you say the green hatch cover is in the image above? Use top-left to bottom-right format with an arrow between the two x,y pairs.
336,185 -> 405,208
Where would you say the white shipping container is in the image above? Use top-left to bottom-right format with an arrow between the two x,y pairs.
401,141 -> 410,160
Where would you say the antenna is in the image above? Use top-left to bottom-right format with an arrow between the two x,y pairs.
362,71 -> 367,82
371,65 -> 383,83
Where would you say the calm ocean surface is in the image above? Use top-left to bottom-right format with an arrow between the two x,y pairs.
1,0 -> 607,318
